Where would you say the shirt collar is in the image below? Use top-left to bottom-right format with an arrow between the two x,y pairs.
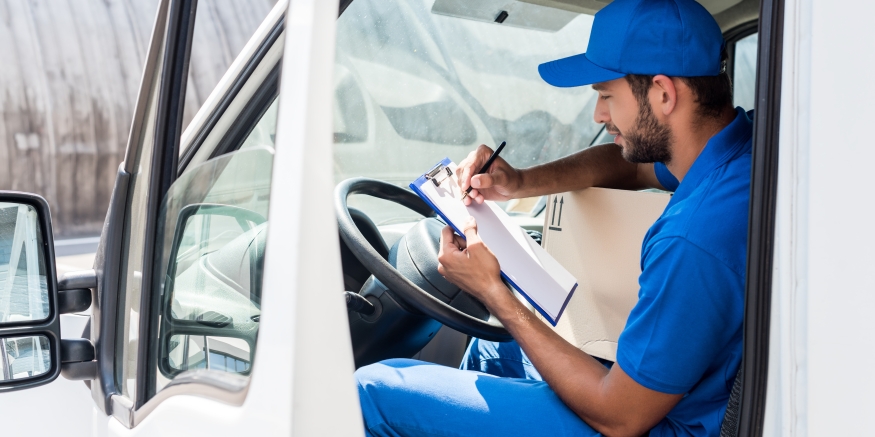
669,107 -> 753,204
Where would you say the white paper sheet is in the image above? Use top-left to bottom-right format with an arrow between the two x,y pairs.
413,162 -> 578,324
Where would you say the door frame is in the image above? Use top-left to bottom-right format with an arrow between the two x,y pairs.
89,0 -> 196,416
91,0 -> 363,433
739,0 -> 785,434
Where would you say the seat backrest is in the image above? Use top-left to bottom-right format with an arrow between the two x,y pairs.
719,366 -> 744,436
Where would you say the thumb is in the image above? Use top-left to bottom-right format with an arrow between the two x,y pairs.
462,217 -> 481,243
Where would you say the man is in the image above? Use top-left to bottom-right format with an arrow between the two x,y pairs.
356,0 -> 751,435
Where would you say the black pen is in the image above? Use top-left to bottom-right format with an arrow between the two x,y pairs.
462,141 -> 506,200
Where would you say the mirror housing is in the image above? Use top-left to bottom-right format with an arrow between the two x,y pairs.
0,192 -> 98,389
0,192 -> 61,392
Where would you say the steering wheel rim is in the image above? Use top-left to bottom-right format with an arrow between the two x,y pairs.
335,177 -> 512,341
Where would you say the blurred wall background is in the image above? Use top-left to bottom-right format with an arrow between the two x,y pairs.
0,0 -> 275,238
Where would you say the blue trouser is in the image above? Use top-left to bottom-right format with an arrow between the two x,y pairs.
356,338 -> 603,437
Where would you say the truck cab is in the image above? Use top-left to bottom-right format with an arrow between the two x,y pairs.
0,0 -> 868,435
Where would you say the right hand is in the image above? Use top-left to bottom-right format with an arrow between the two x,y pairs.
457,144 -> 521,205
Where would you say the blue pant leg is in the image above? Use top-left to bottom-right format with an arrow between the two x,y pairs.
461,338 -> 613,376
460,338 -> 543,380
356,358 -> 601,437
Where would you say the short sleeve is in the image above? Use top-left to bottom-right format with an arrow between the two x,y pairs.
654,163 -> 679,192
616,237 -> 744,394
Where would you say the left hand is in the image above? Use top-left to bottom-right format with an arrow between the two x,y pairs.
437,217 -> 508,307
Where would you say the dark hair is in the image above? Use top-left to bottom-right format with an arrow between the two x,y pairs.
625,69 -> 733,120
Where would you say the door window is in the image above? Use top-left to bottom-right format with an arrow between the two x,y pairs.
111,0 -> 279,406
146,101 -> 277,398
733,32 -> 758,111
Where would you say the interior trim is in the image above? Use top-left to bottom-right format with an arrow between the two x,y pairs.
739,0 -> 784,434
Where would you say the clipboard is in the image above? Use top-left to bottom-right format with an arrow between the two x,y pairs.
409,158 -> 578,326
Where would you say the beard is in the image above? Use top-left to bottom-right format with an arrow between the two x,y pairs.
613,100 -> 673,164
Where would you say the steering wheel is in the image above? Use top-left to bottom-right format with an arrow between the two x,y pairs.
335,177 -> 512,341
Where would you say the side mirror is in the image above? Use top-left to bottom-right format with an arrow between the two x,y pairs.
0,192 -> 96,392
0,193 -> 61,391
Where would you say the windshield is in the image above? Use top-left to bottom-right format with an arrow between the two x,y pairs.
333,0 -> 601,225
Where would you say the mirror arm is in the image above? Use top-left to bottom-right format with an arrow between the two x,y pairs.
61,338 -> 95,363
58,288 -> 92,314
60,339 -> 98,381
58,281 -> 95,381
61,361 -> 98,381
58,269 -> 98,291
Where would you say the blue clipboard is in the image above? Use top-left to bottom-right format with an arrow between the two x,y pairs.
409,157 -> 577,326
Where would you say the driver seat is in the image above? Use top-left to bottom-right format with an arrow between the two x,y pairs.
719,367 -> 744,437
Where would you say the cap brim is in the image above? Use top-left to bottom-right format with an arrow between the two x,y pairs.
538,53 -> 625,88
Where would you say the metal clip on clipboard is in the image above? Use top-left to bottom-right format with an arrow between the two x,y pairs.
425,162 -> 453,187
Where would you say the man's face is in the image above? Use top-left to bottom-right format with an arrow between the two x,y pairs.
592,78 -> 673,164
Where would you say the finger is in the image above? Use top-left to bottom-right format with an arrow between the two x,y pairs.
457,152 -> 477,190
459,148 -> 485,190
474,193 -> 485,204
462,217 -> 481,244
460,145 -> 493,189
439,226 -> 459,256
452,233 -> 467,249
463,189 -> 478,205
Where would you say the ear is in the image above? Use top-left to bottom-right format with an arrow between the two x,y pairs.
651,75 -> 677,116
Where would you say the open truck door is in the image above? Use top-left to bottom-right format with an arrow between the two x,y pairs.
0,0 -> 361,435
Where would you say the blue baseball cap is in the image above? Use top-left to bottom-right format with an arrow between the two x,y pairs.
539,0 -> 725,87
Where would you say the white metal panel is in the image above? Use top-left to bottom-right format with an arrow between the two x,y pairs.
276,0 -> 364,433
769,0 -> 875,435
764,0 -> 811,433
806,0 -> 875,433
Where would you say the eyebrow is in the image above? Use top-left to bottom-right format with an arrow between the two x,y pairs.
591,83 -> 607,91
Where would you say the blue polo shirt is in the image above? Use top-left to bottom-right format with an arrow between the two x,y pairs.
617,108 -> 753,437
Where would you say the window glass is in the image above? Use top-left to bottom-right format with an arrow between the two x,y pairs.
0,335 -> 51,380
241,99 -> 278,150
333,0 -> 601,225
733,32 -> 758,111
167,335 -> 251,374
180,0 -> 278,130
117,1 -> 278,402
0,204 -> 49,324
146,104 -> 276,398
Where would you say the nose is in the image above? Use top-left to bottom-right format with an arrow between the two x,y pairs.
594,96 -> 610,125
